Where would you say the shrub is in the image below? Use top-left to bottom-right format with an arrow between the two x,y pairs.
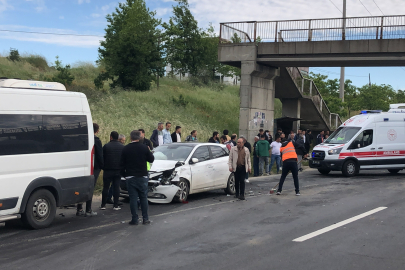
172,94 -> 189,107
22,55 -> 49,71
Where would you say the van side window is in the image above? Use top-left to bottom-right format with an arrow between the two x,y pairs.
0,115 -> 44,155
0,114 -> 89,156
43,115 -> 88,152
350,129 -> 373,149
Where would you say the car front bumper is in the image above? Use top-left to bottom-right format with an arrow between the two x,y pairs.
120,178 -> 180,204
309,159 -> 344,171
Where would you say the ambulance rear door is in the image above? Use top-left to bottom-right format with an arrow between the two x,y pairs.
375,121 -> 405,169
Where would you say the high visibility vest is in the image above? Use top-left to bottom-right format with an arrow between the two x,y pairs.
280,141 -> 298,161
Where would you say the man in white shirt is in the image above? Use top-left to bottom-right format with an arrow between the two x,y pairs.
162,122 -> 173,145
269,135 -> 282,174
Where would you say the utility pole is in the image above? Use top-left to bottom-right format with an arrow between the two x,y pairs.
339,0 -> 346,102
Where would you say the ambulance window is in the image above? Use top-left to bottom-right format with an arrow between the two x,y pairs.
350,130 -> 373,149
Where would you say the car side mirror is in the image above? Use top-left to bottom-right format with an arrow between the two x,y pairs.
191,158 -> 199,164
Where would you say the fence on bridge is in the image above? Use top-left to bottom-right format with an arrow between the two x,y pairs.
220,15 -> 405,43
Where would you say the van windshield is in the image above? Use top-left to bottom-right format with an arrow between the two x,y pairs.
324,127 -> 361,144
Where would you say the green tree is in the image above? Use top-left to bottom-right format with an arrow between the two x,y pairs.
357,84 -> 396,111
163,0 -> 203,77
95,0 -> 163,90
394,90 -> 405,103
344,79 -> 359,117
7,48 -> 20,62
51,56 -> 75,87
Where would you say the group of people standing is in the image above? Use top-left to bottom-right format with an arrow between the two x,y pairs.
149,122 -> 198,147
76,123 -> 155,226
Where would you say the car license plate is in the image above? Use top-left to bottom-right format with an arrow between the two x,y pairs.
312,161 -> 320,165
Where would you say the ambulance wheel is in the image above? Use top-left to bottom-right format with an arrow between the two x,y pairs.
342,160 -> 358,177
388,169 -> 400,174
318,169 -> 331,175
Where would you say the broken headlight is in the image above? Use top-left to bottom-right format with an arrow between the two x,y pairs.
150,169 -> 177,185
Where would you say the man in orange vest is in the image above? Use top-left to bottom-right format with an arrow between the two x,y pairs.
276,139 -> 307,196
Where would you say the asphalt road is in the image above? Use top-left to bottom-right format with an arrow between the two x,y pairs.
1,168 -> 405,270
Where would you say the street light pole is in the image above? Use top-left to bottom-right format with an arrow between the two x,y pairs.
339,0 -> 346,101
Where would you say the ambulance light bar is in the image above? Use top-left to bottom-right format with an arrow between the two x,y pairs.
360,110 -> 382,114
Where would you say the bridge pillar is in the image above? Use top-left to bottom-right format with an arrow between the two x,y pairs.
239,61 -> 280,143
282,99 -> 301,132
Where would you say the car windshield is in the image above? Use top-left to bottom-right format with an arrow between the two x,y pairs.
324,127 -> 361,144
153,144 -> 194,161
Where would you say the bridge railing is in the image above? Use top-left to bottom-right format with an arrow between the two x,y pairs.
286,67 -> 343,130
220,15 -> 405,43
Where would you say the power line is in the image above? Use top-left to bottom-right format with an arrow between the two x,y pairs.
328,0 -> 343,14
372,0 -> 385,15
0,29 -> 104,37
358,0 -> 374,16
311,68 -> 369,78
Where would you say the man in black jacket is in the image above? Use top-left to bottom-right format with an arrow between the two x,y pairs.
139,129 -> 153,150
208,131 -> 219,143
121,130 -> 155,225
171,126 -> 182,142
100,131 -> 125,210
77,123 -> 103,217
150,122 -> 163,148
295,134 -> 308,172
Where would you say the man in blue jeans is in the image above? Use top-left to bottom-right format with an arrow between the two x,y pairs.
120,130 -> 155,225
269,135 -> 282,174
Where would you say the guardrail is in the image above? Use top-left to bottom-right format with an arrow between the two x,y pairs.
286,67 -> 343,130
220,15 -> 405,43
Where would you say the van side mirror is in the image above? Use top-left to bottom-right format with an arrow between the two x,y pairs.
190,158 -> 199,164
349,140 -> 361,149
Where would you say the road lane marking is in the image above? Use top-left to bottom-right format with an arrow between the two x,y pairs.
293,207 -> 387,242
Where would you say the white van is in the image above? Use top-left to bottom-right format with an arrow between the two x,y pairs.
0,79 -> 95,229
310,107 -> 405,177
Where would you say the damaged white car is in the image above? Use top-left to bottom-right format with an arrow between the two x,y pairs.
120,143 -> 235,203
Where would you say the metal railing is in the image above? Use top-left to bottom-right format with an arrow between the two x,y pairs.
286,67 -> 343,130
220,15 -> 405,43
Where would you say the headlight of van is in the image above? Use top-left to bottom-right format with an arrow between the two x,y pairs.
328,148 -> 343,155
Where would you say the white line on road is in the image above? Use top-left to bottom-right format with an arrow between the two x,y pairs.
293,207 -> 387,242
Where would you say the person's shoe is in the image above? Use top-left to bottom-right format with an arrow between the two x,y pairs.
100,205 -> 106,210
276,191 -> 281,195
296,192 -> 301,196
113,206 -> 121,211
76,210 -> 85,216
106,199 -> 114,204
85,211 -> 97,217
129,220 -> 139,225
143,219 -> 151,225
239,195 -> 245,200
245,179 -> 250,183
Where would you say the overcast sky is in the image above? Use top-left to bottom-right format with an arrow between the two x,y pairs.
0,0 -> 404,89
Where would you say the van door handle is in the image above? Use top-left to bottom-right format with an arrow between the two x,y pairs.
378,147 -> 383,149
371,148 -> 375,150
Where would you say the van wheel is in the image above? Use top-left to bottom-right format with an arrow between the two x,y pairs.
224,173 -> 236,195
388,169 -> 401,174
21,189 -> 56,230
173,179 -> 189,203
342,160 -> 358,177
318,169 -> 331,175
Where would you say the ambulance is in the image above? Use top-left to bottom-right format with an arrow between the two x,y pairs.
310,104 -> 405,177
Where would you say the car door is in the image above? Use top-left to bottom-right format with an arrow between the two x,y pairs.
348,127 -> 377,169
375,122 -> 405,168
209,145 -> 229,188
189,146 -> 214,192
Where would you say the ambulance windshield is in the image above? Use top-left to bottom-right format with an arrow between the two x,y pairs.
324,127 -> 361,144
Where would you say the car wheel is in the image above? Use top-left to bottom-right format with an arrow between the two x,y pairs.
318,169 -> 331,175
342,160 -> 358,177
224,173 -> 236,195
388,169 -> 401,174
21,189 -> 56,230
173,179 -> 189,203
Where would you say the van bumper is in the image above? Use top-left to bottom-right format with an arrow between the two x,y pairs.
309,159 -> 344,171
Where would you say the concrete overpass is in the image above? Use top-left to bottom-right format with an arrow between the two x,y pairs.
218,15 -> 405,142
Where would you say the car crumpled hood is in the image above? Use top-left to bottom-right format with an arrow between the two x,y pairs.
150,160 -> 180,172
